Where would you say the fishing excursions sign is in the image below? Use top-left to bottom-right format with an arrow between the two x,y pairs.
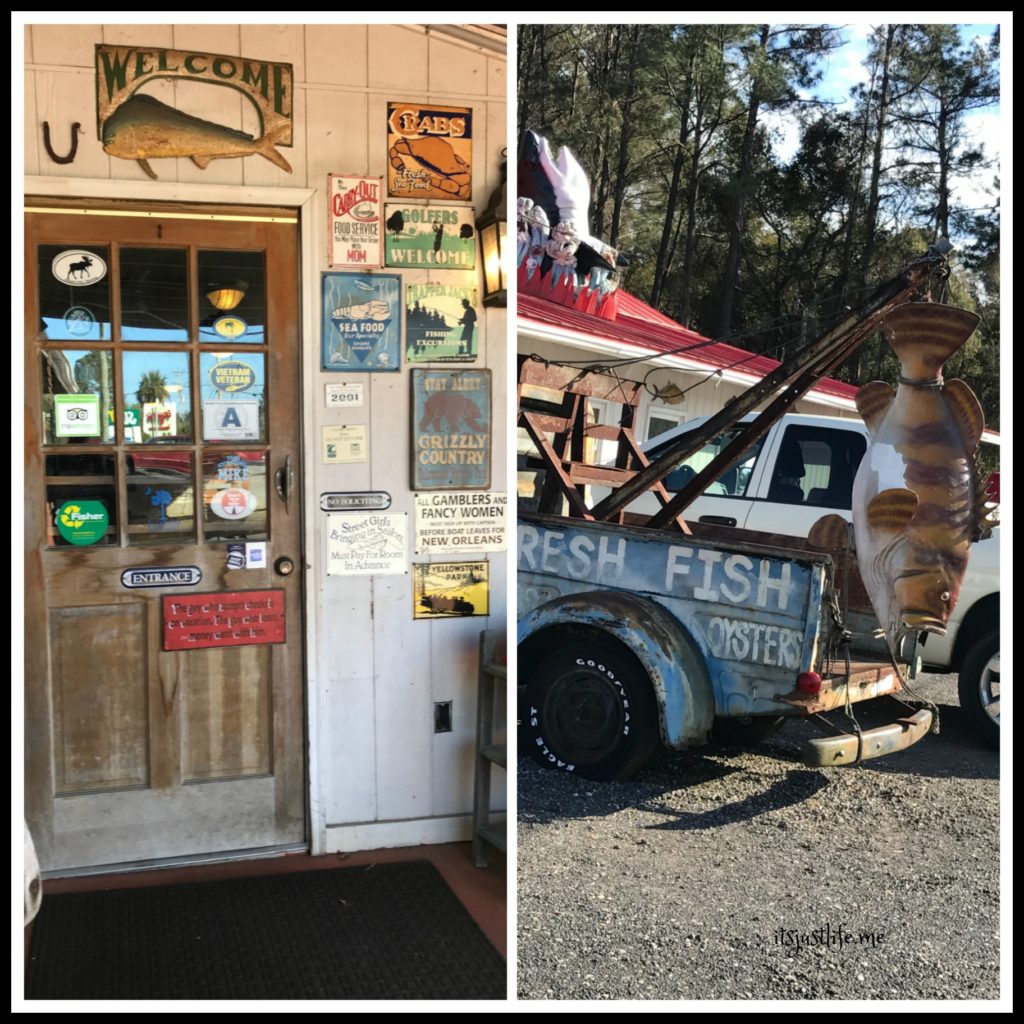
95,44 -> 294,179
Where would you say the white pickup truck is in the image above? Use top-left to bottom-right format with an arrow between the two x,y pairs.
596,412 -> 1000,746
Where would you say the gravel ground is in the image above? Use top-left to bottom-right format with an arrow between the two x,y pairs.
517,673 -> 1000,1000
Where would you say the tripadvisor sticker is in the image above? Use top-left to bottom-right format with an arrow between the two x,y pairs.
56,500 -> 109,546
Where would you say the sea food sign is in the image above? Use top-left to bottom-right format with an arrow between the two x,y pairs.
95,45 -> 293,178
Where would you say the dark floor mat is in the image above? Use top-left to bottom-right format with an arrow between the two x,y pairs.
26,860 -> 505,1000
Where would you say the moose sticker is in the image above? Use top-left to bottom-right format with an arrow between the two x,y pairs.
52,250 -> 108,287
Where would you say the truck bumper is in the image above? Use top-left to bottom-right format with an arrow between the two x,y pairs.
805,708 -> 933,766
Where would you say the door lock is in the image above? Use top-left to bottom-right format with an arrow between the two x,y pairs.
275,556 -> 295,577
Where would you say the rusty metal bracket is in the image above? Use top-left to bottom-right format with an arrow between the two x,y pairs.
42,121 -> 81,165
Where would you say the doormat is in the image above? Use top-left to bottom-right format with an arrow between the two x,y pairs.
25,860 -> 504,1000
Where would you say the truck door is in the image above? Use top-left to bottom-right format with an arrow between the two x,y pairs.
744,423 -> 867,537
650,426 -> 768,530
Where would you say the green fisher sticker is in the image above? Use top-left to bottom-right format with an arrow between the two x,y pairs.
56,500 -> 109,545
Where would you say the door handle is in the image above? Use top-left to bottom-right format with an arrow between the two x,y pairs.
274,455 -> 293,513
699,515 -> 737,527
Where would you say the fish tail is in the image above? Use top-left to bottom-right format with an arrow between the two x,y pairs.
258,122 -> 292,173
882,303 -> 979,380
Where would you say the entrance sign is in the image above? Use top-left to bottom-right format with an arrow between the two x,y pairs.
121,566 -> 202,589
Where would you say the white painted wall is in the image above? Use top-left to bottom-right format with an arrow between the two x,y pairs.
25,23 -> 508,853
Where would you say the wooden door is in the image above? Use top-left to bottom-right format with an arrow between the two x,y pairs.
24,201 -> 306,871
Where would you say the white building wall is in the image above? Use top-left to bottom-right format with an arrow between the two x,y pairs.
25,23 -> 507,852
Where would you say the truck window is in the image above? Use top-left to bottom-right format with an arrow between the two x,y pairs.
652,428 -> 765,497
768,425 -> 866,509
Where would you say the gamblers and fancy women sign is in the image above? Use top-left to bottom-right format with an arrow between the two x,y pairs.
321,273 -> 401,372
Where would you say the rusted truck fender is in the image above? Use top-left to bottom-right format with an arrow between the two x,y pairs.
517,590 -> 715,749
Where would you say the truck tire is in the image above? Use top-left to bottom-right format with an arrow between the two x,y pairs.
712,715 -> 786,745
524,637 -> 659,781
957,629 -> 1000,748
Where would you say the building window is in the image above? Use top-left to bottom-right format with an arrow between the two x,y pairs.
646,406 -> 687,443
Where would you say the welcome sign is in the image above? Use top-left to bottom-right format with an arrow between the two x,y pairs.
384,205 -> 475,270
96,45 -> 293,140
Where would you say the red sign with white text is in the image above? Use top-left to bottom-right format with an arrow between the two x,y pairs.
162,589 -> 286,651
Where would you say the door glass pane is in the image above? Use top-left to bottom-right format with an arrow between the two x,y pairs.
199,353 -> 266,443
45,453 -> 116,477
198,251 -> 266,344
45,483 -> 117,547
121,351 -> 193,444
40,349 -> 115,445
37,245 -> 111,341
127,451 -> 196,544
202,451 -> 268,541
120,248 -> 189,342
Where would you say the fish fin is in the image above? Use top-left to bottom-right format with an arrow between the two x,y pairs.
137,158 -> 158,180
943,379 -> 985,453
191,155 -> 212,169
866,488 -> 918,535
809,514 -> 852,551
970,448 -> 998,541
882,303 -> 980,379
855,381 -> 894,433
257,121 -> 293,174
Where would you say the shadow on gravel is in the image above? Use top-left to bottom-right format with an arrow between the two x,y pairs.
641,768 -> 828,831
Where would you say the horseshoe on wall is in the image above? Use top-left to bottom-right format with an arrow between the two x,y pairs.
42,121 -> 81,165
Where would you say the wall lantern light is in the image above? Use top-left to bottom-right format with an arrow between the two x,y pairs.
476,151 -> 507,307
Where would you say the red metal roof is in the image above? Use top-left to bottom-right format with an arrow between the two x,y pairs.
519,291 -> 860,403
519,288 -> 999,443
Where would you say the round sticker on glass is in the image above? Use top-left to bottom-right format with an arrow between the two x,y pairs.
213,315 -> 248,340
56,500 -> 109,545
210,487 -> 257,520
51,250 -> 108,287
209,360 -> 255,393
63,306 -> 97,337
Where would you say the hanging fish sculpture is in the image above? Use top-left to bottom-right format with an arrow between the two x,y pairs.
102,94 -> 292,180
814,302 -> 991,659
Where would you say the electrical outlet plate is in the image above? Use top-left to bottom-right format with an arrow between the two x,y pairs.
434,701 -> 452,733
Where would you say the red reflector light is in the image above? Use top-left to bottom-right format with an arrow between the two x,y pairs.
797,671 -> 822,695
